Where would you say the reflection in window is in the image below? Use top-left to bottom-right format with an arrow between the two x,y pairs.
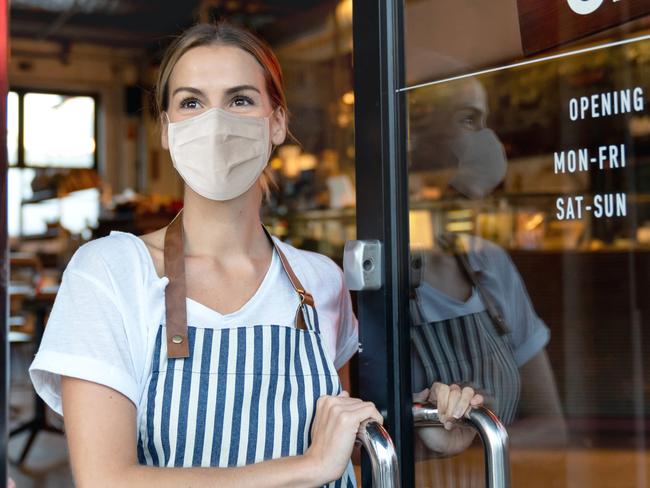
406,12 -> 650,487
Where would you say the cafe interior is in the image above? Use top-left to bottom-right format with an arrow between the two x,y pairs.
5,0 -> 650,487
7,0 -> 355,485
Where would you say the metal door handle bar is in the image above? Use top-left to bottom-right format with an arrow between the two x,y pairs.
412,403 -> 510,488
356,420 -> 401,488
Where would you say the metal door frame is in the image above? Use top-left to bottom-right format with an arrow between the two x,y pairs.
1,0 -> 10,481
351,0 -> 413,486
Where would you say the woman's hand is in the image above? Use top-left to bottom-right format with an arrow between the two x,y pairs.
417,382 -> 484,430
413,382 -> 484,455
304,391 -> 383,485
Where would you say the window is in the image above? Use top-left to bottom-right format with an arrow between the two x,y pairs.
8,90 -> 100,237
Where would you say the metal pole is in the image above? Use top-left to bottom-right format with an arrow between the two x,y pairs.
356,420 -> 401,488
412,403 -> 511,488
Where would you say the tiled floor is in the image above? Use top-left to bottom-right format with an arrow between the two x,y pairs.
8,431 -> 73,488
415,446 -> 650,487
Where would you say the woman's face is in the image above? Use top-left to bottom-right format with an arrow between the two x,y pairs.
160,44 -> 286,149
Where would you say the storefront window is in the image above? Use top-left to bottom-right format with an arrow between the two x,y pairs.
405,2 -> 650,486
261,10 -> 356,260
7,90 -> 99,237
23,93 -> 95,168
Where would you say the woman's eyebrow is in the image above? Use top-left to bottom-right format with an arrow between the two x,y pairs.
225,84 -> 261,95
172,86 -> 206,98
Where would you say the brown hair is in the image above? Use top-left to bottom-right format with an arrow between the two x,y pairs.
156,22 -> 284,200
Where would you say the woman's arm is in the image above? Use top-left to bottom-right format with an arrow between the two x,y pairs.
414,383 -> 484,456
62,376 -> 381,488
507,350 -> 567,447
337,360 -> 352,393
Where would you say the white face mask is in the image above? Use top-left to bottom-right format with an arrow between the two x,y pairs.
448,128 -> 507,199
166,107 -> 272,201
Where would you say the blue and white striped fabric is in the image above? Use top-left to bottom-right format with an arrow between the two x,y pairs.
136,306 -> 356,487
411,310 -> 521,425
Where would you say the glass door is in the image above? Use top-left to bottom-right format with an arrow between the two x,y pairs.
352,1 -> 650,486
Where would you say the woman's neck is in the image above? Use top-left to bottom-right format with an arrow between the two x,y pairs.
180,185 -> 270,260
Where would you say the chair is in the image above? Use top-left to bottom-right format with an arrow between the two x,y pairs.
8,253 -> 64,465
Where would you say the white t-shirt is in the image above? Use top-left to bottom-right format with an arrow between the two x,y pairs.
414,234 -> 549,367
29,231 -> 359,416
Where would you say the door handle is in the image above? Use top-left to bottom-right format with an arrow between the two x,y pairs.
412,403 -> 511,488
356,420 -> 401,487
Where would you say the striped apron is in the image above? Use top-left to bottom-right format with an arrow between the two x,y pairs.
409,236 -> 521,424
410,307 -> 521,488
410,309 -> 521,425
136,211 -> 356,487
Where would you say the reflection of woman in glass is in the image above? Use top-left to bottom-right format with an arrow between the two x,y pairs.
408,75 -> 566,471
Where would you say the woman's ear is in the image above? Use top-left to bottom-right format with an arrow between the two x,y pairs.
160,112 -> 169,150
270,107 -> 287,146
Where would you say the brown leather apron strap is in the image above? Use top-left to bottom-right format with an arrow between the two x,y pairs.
164,211 -> 190,358
261,226 -> 312,331
164,212 -> 312,358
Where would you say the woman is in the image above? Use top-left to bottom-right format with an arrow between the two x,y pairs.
408,72 -> 566,484
29,22 -> 481,487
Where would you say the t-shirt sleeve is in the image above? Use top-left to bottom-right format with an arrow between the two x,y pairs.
503,263 -> 550,366
480,243 -> 550,367
333,270 -> 359,370
29,245 -> 141,416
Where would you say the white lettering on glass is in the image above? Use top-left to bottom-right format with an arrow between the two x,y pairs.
569,87 -> 644,121
554,145 -> 626,172
556,194 -> 627,220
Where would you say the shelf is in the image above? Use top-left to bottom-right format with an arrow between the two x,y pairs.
21,186 -> 99,205
285,207 -> 356,221
408,192 -> 650,210
21,189 -> 58,204
20,229 -> 59,241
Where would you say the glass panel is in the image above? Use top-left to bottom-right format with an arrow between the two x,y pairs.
23,93 -> 96,168
406,2 -> 650,486
7,91 -> 18,165
262,27 -> 357,259
404,0 -> 650,88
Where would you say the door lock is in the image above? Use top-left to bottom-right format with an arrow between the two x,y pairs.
343,240 -> 383,291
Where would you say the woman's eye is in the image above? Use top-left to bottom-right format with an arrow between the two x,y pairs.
461,117 -> 477,130
180,97 -> 201,109
231,95 -> 254,107
454,108 -> 485,131
459,114 -> 484,131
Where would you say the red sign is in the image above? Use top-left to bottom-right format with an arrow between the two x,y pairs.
517,0 -> 650,55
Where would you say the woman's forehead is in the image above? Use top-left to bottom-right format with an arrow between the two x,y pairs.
169,44 -> 266,93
